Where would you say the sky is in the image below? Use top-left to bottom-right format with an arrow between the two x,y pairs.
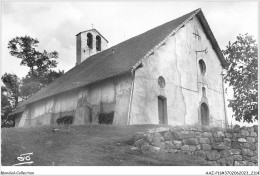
1,1 -> 259,126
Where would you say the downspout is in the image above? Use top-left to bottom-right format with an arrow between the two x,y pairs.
221,70 -> 228,128
127,68 -> 135,125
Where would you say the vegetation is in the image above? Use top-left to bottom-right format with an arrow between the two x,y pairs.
98,111 -> 114,124
223,34 -> 258,123
1,36 -> 64,127
1,125 -> 210,166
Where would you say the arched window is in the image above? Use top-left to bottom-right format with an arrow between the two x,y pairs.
199,59 -> 206,75
87,33 -> 93,49
96,35 -> 101,51
201,103 -> 209,126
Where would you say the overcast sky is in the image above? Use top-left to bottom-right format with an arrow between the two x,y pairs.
1,1 -> 258,125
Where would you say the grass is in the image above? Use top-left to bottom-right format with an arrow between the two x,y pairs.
1,124 -> 210,166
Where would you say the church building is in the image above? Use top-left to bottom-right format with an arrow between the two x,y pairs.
11,8 -> 227,127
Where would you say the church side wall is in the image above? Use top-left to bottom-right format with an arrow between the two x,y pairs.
130,16 -> 226,126
17,73 -> 132,127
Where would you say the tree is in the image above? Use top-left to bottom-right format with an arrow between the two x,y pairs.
223,33 -> 258,123
1,86 -> 15,127
7,36 -> 64,99
1,73 -> 21,107
8,36 -> 58,76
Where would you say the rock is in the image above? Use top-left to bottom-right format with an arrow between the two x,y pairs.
229,149 -> 241,155
181,145 -> 189,151
202,126 -> 211,132
150,132 -> 162,146
164,141 -> 174,149
172,140 -> 182,149
145,132 -> 153,143
212,141 -> 231,150
223,138 -> 231,142
233,124 -> 241,133
247,162 -> 255,166
170,126 -> 187,131
189,145 -> 196,151
194,150 -> 206,159
148,127 -> 169,133
233,133 -> 241,138
141,144 -> 160,154
219,150 -> 231,158
203,132 -> 213,138
163,131 -> 173,141
213,131 -> 225,138
133,132 -> 146,142
246,137 -> 255,143
177,150 -> 192,156
211,127 -> 222,132
194,132 -> 202,138
237,138 -> 247,143
196,144 -> 201,150
206,150 -> 221,161
250,132 -> 257,137
210,137 -> 223,143
253,125 -> 258,133
233,155 -> 243,161
217,157 -> 234,166
251,155 -> 258,163
164,149 -> 177,153
231,142 -> 243,149
226,128 -> 233,133
199,138 -> 210,144
241,149 -> 255,157
234,161 -> 247,166
207,161 -> 218,166
248,127 -> 254,132
241,129 -> 249,137
225,133 -> 232,138
202,144 -> 211,150
171,130 -> 195,140
130,146 -> 139,151
134,139 -> 149,148
243,142 -> 256,150
182,138 -> 199,145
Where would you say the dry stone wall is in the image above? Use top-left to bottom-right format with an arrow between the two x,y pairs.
131,125 -> 258,166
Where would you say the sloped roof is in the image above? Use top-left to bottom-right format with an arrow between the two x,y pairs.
14,8 -> 225,112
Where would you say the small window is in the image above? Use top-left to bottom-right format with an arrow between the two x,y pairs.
202,87 -> 206,97
199,59 -> 206,75
96,35 -> 101,51
87,33 -> 93,49
158,76 -> 166,88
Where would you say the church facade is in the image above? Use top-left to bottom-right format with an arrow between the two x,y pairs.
12,9 -> 227,127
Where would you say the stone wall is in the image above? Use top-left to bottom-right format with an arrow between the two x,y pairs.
132,125 -> 258,166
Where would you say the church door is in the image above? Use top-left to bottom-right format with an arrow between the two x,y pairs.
158,96 -> 167,125
201,103 -> 209,126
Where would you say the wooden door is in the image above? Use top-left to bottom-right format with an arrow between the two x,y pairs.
158,96 -> 167,124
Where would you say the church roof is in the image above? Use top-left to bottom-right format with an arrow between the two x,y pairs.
14,8 -> 226,112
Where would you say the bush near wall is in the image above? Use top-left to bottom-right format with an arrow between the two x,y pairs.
131,125 -> 258,166
98,111 -> 114,124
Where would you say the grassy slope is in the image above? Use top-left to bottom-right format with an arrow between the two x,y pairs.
1,125 -> 209,166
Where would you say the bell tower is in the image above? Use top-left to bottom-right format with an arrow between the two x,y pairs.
76,29 -> 108,65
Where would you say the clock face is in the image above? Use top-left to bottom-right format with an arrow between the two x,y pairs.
158,76 -> 165,88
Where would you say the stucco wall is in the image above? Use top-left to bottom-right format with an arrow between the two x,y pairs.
17,73 -> 132,127
130,16 -> 226,127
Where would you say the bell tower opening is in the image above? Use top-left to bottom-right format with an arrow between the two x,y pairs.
76,29 -> 108,65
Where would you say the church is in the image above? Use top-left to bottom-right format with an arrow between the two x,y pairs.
11,8 -> 228,127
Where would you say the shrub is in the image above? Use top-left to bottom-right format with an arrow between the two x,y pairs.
56,116 -> 73,125
98,111 -> 114,124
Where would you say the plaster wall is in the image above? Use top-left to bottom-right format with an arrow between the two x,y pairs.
130,16 -> 226,127
17,73 -> 132,127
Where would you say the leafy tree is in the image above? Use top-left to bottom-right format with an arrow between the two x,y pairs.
223,33 -> 258,123
7,36 -> 64,99
8,36 -> 58,76
1,86 -> 15,127
1,73 -> 21,107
